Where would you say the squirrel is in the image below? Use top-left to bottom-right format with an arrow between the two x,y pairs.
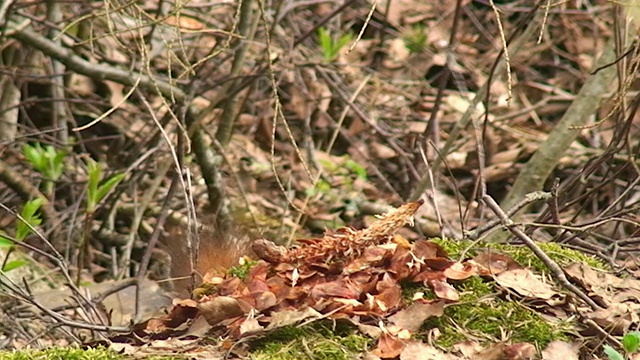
162,214 -> 255,297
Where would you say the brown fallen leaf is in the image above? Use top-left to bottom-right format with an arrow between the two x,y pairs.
454,340 -> 484,358
388,300 -> 445,332
400,340 -> 457,360
239,317 -> 263,336
584,302 -> 640,335
502,343 -> 536,360
541,340 -> 579,360
372,333 -> 407,359
429,279 -> 460,301
444,261 -> 478,280
495,269 -> 557,300
198,296 -> 245,326
472,251 -> 522,275
266,307 -> 322,330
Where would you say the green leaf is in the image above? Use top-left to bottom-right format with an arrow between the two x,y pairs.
0,235 -> 14,248
2,259 -> 29,272
95,173 -> 125,205
335,33 -> 353,53
15,198 -> 44,241
22,143 -> 66,182
51,150 -> 67,180
603,345 -> 625,360
45,146 -> 66,180
623,331 -> 640,353
86,159 -> 102,211
345,159 -> 367,180
318,28 -> 332,58
23,143 -> 46,173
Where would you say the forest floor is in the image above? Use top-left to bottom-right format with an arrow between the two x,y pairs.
1,0 -> 640,359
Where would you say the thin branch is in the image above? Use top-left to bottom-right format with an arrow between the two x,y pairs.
481,193 -> 601,310
7,19 -> 186,101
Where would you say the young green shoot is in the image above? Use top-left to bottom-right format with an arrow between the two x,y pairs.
604,331 -> 640,360
0,198 -> 43,272
318,27 -> 353,62
77,159 -> 125,283
22,143 -> 66,195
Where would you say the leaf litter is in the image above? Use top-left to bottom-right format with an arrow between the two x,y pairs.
104,201 -> 640,359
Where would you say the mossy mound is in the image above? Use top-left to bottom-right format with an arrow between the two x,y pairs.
0,346 -> 182,360
249,321 -> 372,360
414,238 -> 602,349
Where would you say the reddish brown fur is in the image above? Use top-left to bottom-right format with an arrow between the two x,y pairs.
163,215 -> 253,296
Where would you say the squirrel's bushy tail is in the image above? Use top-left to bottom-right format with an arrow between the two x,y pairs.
163,215 -> 253,296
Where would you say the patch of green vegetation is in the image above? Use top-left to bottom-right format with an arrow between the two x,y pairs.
401,280 -> 436,301
317,27 -> 353,62
418,276 -> 570,349
250,320 -> 373,360
403,25 -> 428,54
228,258 -> 259,280
414,239 -> 582,349
0,346 -> 185,360
431,238 -> 607,272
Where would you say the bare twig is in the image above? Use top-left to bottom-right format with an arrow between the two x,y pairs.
409,5 -> 543,202
7,19 -> 186,101
481,193 -> 601,310
466,191 -> 553,240
0,159 -> 57,222
215,0 -> 258,147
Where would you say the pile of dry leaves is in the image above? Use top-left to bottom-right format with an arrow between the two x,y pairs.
108,200 -> 623,359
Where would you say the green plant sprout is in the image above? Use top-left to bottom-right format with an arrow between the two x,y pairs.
0,198 -> 44,272
403,24 -> 428,54
77,158 -> 125,283
318,27 -> 353,62
604,332 -> 640,360
22,143 -> 67,195
305,156 -> 367,198
85,158 -> 125,214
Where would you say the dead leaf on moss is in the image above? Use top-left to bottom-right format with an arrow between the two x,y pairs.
388,300 -> 445,332
266,307 -> 323,329
372,332 -> 407,359
541,340 -> 579,360
443,261 -> 478,280
399,340 -> 456,360
429,279 -> 460,301
494,269 -> 556,300
472,251 -> 522,275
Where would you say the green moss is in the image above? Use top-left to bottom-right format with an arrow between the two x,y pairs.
0,346 -> 186,360
250,320 -> 373,360
228,258 -> 259,280
431,238 -> 607,272
414,239 -> 581,349
416,276 -> 570,349
401,280 -> 436,301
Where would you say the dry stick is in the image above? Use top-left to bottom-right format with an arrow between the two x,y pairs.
409,7 -> 543,201
466,191 -> 553,240
481,194 -> 601,310
7,20 -> 186,101
45,0 -> 68,145
11,277 -> 129,332
0,159 -> 57,222
0,213 -> 113,331
215,0 -> 258,148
